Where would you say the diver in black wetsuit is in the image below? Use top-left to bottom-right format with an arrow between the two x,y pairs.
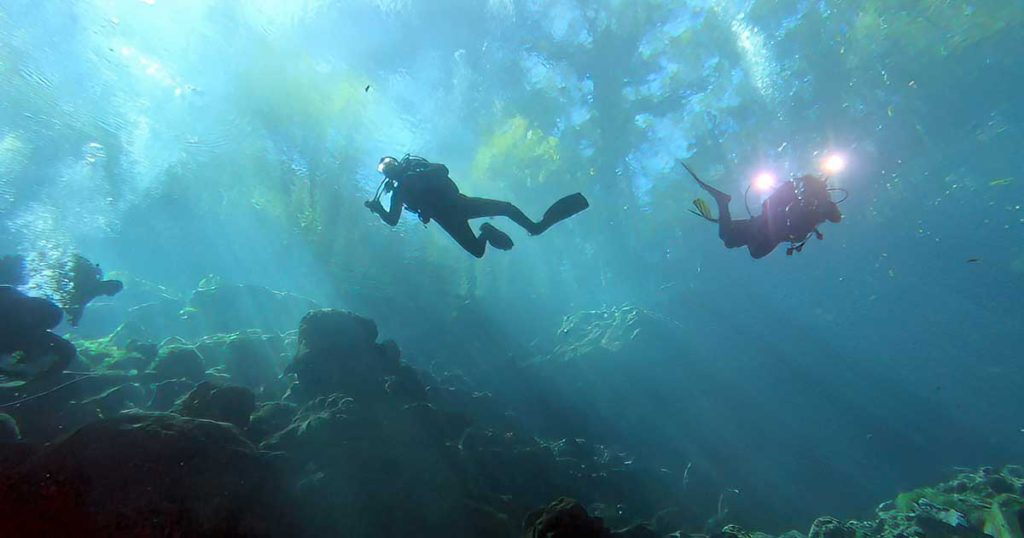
63,254 -> 123,327
365,155 -> 589,258
684,163 -> 842,258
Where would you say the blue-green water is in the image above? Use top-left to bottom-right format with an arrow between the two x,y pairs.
1,1 -> 1022,536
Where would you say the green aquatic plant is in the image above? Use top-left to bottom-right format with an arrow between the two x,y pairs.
984,495 -> 1024,538
846,2 -> 1023,70
470,115 -> 565,192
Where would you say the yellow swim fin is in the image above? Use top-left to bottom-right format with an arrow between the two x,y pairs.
688,198 -> 717,222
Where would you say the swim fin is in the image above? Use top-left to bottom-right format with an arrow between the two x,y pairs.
688,198 -> 718,222
535,193 -> 589,235
480,223 -> 514,250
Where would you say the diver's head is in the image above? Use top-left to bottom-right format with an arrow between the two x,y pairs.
794,174 -> 829,197
377,156 -> 401,179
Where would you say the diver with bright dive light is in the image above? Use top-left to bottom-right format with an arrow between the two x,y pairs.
683,160 -> 845,258
365,155 -> 589,258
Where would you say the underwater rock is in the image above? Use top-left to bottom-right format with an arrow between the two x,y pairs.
284,309 -> 425,403
0,286 -> 75,386
264,391 -> 476,537
124,339 -> 158,363
195,332 -> 286,396
247,401 -> 299,442
612,523 -> 660,537
0,412 -> 293,536
78,383 -> 147,419
147,378 -> 195,411
807,517 -> 854,538
150,344 -> 206,382
523,497 -> 611,538
108,320 -> 155,349
183,283 -> 320,335
0,413 -> 20,441
173,381 -> 256,429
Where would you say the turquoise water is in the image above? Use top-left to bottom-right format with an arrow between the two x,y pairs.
1,1 -> 1022,536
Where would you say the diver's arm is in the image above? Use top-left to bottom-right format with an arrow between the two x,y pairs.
366,189 -> 405,226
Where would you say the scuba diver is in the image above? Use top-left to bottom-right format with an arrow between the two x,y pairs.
63,254 -> 123,327
365,155 -> 590,258
683,162 -> 844,258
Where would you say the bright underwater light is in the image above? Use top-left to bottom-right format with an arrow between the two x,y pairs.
753,171 -> 777,192
822,154 -> 847,175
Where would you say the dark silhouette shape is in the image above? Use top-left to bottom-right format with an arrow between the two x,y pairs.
366,155 -> 589,258
683,163 -> 842,259
64,254 -> 123,327
0,285 -> 75,386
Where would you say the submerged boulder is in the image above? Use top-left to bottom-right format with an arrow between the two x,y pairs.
523,497 -> 612,538
195,332 -> 286,396
0,286 -> 75,386
0,413 -> 20,442
150,344 -> 206,382
284,309 -> 425,403
0,412 -> 293,536
173,381 -> 256,429
263,391 -> 475,537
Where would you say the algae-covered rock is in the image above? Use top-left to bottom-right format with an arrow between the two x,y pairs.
807,517 -> 854,538
263,391 -> 474,537
248,401 -> 298,442
0,412 -> 294,536
147,378 -> 195,411
194,332 -> 285,395
284,309 -> 424,403
78,383 -> 147,418
523,497 -> 611,538
0,413 -> 19,441
173,381 -> 256,429
0,287 -> 76,387
150,344 -> 206,382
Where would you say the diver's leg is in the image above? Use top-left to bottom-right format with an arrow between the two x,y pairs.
459,196 -> 542,234
717,211 -> 761,250
434,217 -> 514,257
748,239 -> 778,259
435,217 -> 487,258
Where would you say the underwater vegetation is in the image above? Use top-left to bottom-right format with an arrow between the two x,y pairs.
1,0 -> 1022,537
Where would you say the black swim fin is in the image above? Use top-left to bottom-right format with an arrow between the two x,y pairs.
535,193 -> 589,235
480,223 -> 514,250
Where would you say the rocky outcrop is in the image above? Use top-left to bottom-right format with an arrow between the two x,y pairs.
0,285 -> 75,385
173,381 -> 256,429
523,497 -> 613,538
0,412 -> 294,537
284,309 -> 424,403
150,344 -> 206,382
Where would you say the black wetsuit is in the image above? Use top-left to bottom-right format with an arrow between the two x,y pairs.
369,158 -> 587,258
714,178 -> 842,259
